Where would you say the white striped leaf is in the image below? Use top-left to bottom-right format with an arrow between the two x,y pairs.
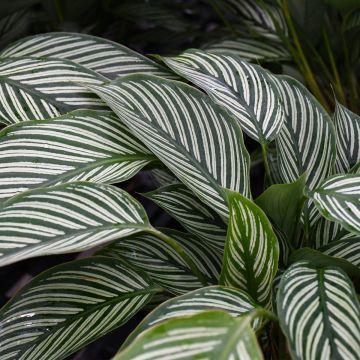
97,228 -> 222,295
311,174 -> 360,235
224,0 -> 288,39
0,256 -> 160,360
320,237 -> 360,268
115,310 -> 263,360
220,191 -> 279,308
0,182 -> 151,267
311,217 -> 344,248
272,75 -> 336,191
0,57 -> 108,125
123,285 -> 259,348
143,183 -> 227,251
0,32 -> 174,79
86,74 -> 250,218
0,109 -> 155,200
204,37 -> 290,62
334,101 -> 360,173
277,261 -> 360,360
162,49 -> 285,144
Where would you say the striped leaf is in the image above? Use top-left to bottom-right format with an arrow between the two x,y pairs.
220,191 -> 279,308
272,75 -> 336,190
334,101 -> 360,173
0,32 -> 174,79
311,174 -> 360,235
277,261 -> 360,360
0,57 -> 108,125
204,37 -> 290,62
143,183 -> 227,251
162,49 -> 285,144
116,310 -> 263,360
86,74 -> 250,218
0,109 -> 154,200
320,237 -> 360,268
123,285 -> 258,349
97,228 -> 222,295
224,0 -> 288,39
0,182 -> 151,267
311,217 -> 344,248
0,256 -> 159,360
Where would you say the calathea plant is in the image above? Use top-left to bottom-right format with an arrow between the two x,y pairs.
0,32 -> 359,360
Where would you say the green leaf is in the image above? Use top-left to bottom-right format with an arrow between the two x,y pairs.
115,310 -> 263,360
0,32 -> 175,80
289,248 -> 360,278
255,173 -> 306,242
310,217 -> 344,248
97,228 -> 222,295
220,191 -> 279,308
143,183 -> 227,251
0,256 -> 159,360
0,109 -> 155,200
162,49 -> 285,144
277,261 -> 360,360
0,182 -> 151,267
334,101 -> 360,173
320,237 -> 360,268
123,285 -> 259,349
311,174 -> 360,235
272,75 -> 336,191
86,74 -> 250,218
204,37 -> 290,62
0,57 -> 107,125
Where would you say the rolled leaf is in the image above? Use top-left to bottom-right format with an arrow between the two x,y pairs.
0,109 -> 155,200
143,183 -> 227,251
0,32 -> 174,79
123,285 -> 259,349
0,182 -> 151,267
220,191 -> 279,308
311,174 -> 360,235
0,256 -> 160,360
116,310 -> 263,360
0,57 -> 107,125
277,261 -> 360,360
86,74 -> 250,218
97,229 -> 222,295
162,49 -> 285,144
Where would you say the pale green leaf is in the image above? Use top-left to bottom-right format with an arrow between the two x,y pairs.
116,310 -> 263,360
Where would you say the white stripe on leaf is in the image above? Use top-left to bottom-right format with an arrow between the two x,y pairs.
0,109 -> 154,200
86,74 -> 250,218
0,32 -> 175,80
162,49 -> 285,144
0,256 -> 159,360
277,261 -> 360,360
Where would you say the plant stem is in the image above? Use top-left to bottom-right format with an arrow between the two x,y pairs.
261,143 -> 271,184
148,228 -> 209,286
54,0 -> 64,23
281,0 -> 330,112
207,0 -> 238,36
323,30 -> 346,105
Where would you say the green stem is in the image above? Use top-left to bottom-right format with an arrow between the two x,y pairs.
54,0 -> 64,22
323,30 -> 346,106
148,228 -> 209,286
281,0 -> 330,112
207,0 -> 238,36
261,143 -> 271,184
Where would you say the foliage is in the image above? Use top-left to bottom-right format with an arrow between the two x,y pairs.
0,1 -> 359,360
